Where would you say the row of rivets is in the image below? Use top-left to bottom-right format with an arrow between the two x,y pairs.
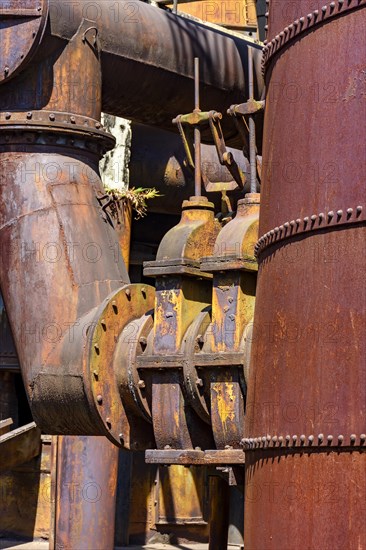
261,0 -> 365,74
1,111 -> 103,129
241,433 -> 366,449
254,206 -> 364,257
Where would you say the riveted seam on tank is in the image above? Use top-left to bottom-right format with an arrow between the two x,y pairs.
241,433 -> 366,450
254,205 -> 364,257
261,0 -> 366,74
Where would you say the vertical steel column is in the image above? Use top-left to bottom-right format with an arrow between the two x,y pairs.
53,436 -> 118,550
245,2 -> 366,548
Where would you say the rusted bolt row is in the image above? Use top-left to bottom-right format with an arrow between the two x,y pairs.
1,110 -> 105,130
254,205 -> 364,257
241,433 -> 366,449
261,0 -> 365,74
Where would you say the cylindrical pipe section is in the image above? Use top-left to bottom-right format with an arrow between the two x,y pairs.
54,436 -> 118,550
245,4 -> 366,549
0,146 -> 129,435
35,0 -> 263,145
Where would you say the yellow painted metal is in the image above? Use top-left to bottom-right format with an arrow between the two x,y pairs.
156,466 -> 208,525
201,194 -> 260,449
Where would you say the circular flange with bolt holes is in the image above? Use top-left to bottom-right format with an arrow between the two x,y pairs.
89,284 -> 155,447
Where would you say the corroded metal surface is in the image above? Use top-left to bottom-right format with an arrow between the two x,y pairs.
176,0 -> 258,31
0,19 -> 130,441
0,422 -> 41,472
263,0 -> 366,67
48,0 -> 263,144
245,3 -> 366,548
53,435 -> 118,550
0,1 -> 263,546
142,194 -> 259,466
146,197 -> 219,451
0,0 -> 263,146
0,435 -> 52,540
0,0 -> 49,83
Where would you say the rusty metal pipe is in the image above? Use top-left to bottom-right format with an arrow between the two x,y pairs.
53,436 -> 118,550
49,0 -> 263,138
52,197 -> 134,550
0,16 -> 131,442
1,0 -> 263,146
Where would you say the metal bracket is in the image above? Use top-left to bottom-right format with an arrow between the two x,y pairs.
82,26 -> 99,48
227,46 -> 265,193
227,99 -> 265,152
228,99 -> 265,117
173,111 -> 246,193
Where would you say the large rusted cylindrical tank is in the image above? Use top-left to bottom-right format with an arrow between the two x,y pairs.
245,2 -> 366,548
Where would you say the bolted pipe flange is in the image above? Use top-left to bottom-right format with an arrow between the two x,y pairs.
182,310 -> 212,424
88,284 -> 155,448
115,310 -> 154,423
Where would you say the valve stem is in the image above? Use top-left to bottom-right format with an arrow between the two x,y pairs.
194,57 -> 202,197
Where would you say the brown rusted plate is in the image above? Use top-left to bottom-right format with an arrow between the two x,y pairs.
0,417 -> 13,436
0,0 -> 48,84
145,449 -> 245,465
0,422 -> 41,471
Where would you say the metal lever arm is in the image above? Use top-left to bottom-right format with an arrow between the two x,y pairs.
173,110 -> 246,192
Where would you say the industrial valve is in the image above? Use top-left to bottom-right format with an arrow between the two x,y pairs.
0,4 -> 263,458
113,191 -> 259,464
